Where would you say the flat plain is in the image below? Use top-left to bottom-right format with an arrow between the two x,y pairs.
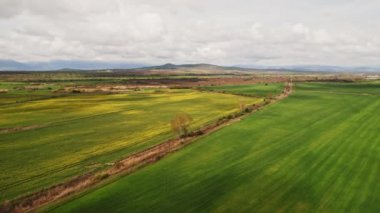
0,82 -> 263,201
50,82 -> 380,213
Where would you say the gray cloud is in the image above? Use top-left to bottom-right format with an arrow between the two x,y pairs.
0,0 -> 379,66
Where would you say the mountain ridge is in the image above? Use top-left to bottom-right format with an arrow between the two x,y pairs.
0,59 -> 379,73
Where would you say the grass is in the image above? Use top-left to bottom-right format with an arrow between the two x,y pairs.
50,82 -> 380,213
0,85 -> 262,202
0,82 -> 65,105
200,83 -> 285,97
296,81 -> 380,95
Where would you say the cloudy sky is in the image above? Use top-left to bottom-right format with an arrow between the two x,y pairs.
1,0 -> 379,66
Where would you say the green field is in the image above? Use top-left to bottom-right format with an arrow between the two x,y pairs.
296,81 -> 380,95
0,84 -> 262,201
51,82 -> 380,212
201,83 -> 285,97
0,82 -> 65,105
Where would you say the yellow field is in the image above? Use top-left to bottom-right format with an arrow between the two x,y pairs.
0,88 -> 260,201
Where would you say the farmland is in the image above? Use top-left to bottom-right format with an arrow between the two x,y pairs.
2,0 -> 380,211
201,83 -> 285,97
0,82 -> 65,105
0,81 -> 265,202
50,82 -> 380,213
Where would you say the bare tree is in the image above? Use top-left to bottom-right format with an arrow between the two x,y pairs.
171,113 -> 193,137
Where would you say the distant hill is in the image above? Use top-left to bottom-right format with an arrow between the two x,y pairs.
130,63 -> 251,74
146,63 -> 229,70
134,63 -> 379,74
274,65 -> 380,73
0,60 -> 31,70
0,59 -> 379,73
0,60 -> 145,71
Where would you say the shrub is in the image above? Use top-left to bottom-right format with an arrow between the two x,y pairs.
171,113 -> 193,137
95,173 -> 109,181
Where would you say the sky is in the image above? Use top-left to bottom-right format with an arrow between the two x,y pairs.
0,0 -> 380,67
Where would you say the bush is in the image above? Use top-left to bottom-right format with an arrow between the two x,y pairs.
95,173 -> 109,181
171,113 -> 193,137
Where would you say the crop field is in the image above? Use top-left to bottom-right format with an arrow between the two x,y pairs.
50,82 -> 380,212
0,82 -> 65,105
201,83 -> 285,97
0,83 -> 264,202
296,81 -> 380,95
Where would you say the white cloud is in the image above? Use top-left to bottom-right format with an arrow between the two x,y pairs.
0,0 -> 380,66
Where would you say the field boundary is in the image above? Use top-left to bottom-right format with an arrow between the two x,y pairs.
0,82 -> 292,213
